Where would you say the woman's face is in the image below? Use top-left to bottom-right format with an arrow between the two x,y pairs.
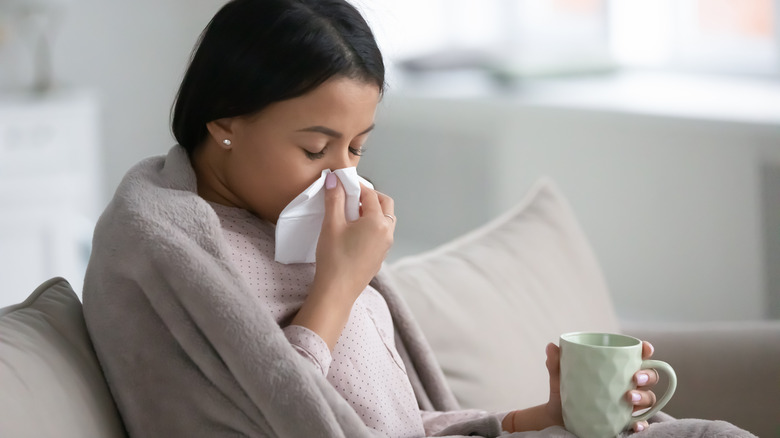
197,76 -> 381,223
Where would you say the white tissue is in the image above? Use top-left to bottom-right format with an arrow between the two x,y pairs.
274,167 -> 373,264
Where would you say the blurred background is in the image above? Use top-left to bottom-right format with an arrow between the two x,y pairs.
0,0 -> 778,323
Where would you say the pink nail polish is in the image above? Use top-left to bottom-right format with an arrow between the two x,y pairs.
636,423 -> 645,432
631,392 -> 641,403
637,373 -> 649,385
325,172 -> 337,189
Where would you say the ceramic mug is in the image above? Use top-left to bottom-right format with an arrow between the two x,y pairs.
559,332 -> 677,438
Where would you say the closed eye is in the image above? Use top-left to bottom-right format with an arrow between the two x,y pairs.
304,146 -> 366,160
304,149 -> 325,160
349,147 -> 365,156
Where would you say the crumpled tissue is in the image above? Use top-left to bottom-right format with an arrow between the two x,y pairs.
274,167 -> 372,264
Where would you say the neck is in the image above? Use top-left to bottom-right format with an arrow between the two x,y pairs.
190,143 -> 247,211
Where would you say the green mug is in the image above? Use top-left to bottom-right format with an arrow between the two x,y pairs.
559,332 -> 677,438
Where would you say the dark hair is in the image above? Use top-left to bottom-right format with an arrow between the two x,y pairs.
171,0 -> 385,155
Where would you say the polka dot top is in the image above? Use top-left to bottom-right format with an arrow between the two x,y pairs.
207,201 -> 510,437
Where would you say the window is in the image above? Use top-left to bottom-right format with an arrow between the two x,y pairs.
353,0 -> 778,77
612,0 -> 777,75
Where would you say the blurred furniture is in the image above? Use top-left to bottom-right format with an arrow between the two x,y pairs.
0,90 -> 99,306
0,0 -> 71,93
1,179 -> 777,437
0,277 -> 126,438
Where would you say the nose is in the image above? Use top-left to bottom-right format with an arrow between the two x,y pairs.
327,146 -> 354,171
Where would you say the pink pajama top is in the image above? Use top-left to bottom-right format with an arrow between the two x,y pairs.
207,201 -> 510,437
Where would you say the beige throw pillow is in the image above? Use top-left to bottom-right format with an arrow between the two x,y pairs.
0,278 -> 126,438
387,178 -> 619,412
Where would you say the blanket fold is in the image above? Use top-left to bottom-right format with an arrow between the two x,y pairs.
83,145 -> 756,438
83,145 -> 487,438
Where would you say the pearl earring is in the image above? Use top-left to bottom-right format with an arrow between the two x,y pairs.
222,139 -> 232,146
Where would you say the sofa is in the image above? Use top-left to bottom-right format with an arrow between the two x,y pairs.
1,178 -> 778,438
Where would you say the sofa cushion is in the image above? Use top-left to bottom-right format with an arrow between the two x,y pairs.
387,178 -> 619,412
0,277 -> 126,438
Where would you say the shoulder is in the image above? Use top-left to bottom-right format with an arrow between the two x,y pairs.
89,145 -> 226,272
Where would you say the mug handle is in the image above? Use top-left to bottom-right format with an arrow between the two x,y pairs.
632,360 -> 678,423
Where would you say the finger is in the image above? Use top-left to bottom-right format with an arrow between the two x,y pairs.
545,343 -> 561,394
375,191 -> 396,227
641,341 -> 654,360
634,368 -> 660,388
358,183 -> 382,217
323,173 -> 346,228
632,420 -> 650,433
627,389 -> 657,411
374,190 -> 395,217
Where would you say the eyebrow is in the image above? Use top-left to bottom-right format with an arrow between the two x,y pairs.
297,124 -> 375,139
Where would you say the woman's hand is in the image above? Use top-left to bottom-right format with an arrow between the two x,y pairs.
313,173 -> 395,302
501,341 -> 658,432
544,341 -> 659,433
625,341 -> 660,432
291,174 -> 395,351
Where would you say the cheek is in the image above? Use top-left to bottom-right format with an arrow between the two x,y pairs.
275,161 -> 322,201
229,141 -> 272,186
236,146 -> 323,216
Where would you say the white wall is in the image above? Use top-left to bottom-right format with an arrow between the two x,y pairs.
52,0 -> 224,203
490,109 -> 774,324
761,150 -> 780,319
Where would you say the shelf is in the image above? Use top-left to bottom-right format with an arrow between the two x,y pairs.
0,89 -> 100,305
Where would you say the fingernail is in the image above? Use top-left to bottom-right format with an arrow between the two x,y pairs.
325,172 -> 337,189
631,392 -> 641,403
636,423 -> 645,432
637,373 -> 649,385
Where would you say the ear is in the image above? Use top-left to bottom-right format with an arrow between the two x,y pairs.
206,117 -> 235,149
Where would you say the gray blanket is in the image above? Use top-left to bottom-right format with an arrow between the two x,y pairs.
82,145 -> 756,438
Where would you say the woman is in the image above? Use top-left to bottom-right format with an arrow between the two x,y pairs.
82,1 -> 677,437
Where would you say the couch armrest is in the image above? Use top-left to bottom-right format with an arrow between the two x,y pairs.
621,320 -> 780,438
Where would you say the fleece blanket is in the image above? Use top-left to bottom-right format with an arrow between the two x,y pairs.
82,145 -> 757,438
